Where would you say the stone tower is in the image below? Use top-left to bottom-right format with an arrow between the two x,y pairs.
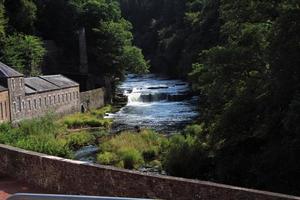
0,62 -> 25,121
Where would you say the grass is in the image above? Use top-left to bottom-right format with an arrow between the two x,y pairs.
0,106 -> 113,158
0,114 -> 72,158
61,105 -> 113,129
96,129 -> 169,170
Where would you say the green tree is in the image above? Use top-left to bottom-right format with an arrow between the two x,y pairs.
4,0 -> 37,34
2,34 -> 46,76
0,1 -> 6,39
121,46 -> 149,74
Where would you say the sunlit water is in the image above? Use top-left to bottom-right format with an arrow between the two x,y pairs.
107,74 -> 199,133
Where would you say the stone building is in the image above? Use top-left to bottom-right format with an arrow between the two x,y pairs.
0,61 -> 80,122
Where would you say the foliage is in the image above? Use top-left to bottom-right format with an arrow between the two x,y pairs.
0,115 -> 72,158
4,0 -> 37,34
121,46 -> 149,74
1,34 -> 46,76
66,131 -> 96,150
0,1 -> 5,39
97,130 -> 167,170
61,106 -> 113,129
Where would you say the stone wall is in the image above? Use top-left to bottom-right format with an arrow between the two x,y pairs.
22,86 -> 80,120
0,90 -> 10,123
80,87 -> 105,111
0,144 -> 299,200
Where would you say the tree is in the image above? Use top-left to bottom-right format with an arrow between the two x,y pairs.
0,1 -> 5,39
4,0 -> 37,34
2,34 -> 46,76
121,46 -> 149,74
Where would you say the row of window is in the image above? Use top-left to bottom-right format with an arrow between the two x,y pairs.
11,78 -> 23,90
13,91 -> 79,113
0,100 -> 9,120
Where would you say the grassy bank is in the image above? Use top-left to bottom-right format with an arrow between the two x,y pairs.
96,129 -> 169,170
0,106 -> 202,176
0,106 -> 114,158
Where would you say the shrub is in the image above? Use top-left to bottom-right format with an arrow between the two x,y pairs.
96,129 -> 167,169
162,134 -> 212,179
119,148 -> 144,169
142,147 -> 158,162
66,131 -> 96,150
97,152 -> 118,165
0,115 -> 72,158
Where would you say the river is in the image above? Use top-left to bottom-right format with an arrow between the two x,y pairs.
107,74 -> 199,133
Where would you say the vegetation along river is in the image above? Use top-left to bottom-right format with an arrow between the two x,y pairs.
107,74 -> 199,133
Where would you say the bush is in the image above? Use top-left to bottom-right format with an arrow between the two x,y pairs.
142,147 -> 158,162
162,134 -> 212,179
0,115 -> 73,158
119,148 -> 144,169
62,110 -> 112,129
96,129 -> 167,169
66,131 -> 96,150
97,152 -> 118,165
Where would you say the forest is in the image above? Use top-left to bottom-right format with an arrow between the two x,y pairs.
120,0 -> 300,195
0,0 -> 300,196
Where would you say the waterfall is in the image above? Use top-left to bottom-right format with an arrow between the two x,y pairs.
127,88 -> 142,104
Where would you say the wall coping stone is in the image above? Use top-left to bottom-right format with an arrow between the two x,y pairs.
0,144 -> 299,200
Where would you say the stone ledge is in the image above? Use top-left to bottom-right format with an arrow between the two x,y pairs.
0,144 -> 299,200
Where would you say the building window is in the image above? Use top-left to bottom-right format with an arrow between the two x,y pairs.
34,99 -> 37,109
12,79 -> 15,89
76,91 -> 79,99
4,101 -> 7,118
65,93 -> 68,102
18,96 -> 22,112
13,102 -> 16,113
39,98 -> 42,107
0,102 -> 3,120
28,100 -> 31,110
58,95 -> 61,103
22,101 -> 25,110
49,96 -> 52,105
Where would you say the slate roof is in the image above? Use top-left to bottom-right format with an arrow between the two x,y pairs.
0,85 -> 8,92
25,77 -> 60,93
25,86 -> 37,95
40,75 -> 79,88
0,62 -> 23,78
24,75 -> 79,95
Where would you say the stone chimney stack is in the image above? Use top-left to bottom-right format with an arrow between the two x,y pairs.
78,27 -> 88,74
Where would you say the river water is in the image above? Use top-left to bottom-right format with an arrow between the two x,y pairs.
107,74 -> 199,133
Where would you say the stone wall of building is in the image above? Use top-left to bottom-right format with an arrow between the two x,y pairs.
10,85 -> 80,122
0,90 -> 10,122
80,87 -> 105,111
22,86 -> 80,120
0,144 -> 299,200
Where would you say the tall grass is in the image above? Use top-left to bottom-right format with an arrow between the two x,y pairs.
61,106 -> 113,129
97,130 -> 168,170
0,114 -> 103,158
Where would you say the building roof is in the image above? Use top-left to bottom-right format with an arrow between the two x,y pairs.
25,86 -> 37,95
24,75 -> 79,95
0,85 -> 8,92
40,75 -> 79,88
25,77 -> 60,93
0,62 -> 23,78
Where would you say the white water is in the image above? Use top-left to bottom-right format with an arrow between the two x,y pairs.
109,74 -> 199,133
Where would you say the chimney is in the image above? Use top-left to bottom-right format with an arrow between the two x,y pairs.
78,27 -> 88,74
